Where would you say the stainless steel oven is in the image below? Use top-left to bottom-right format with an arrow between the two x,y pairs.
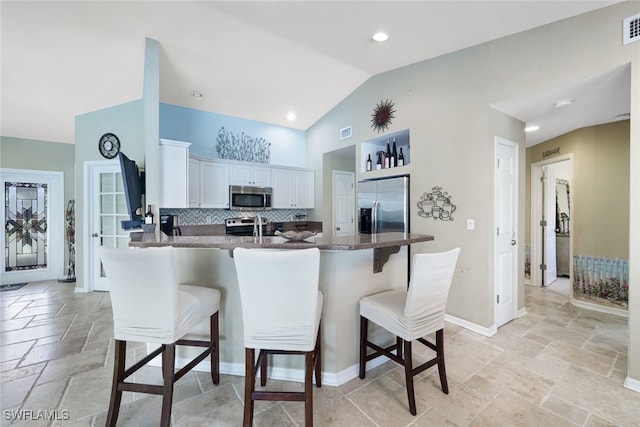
229,185 -> 272,211
225,216 -> 267,236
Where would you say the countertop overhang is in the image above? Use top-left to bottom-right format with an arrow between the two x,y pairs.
129,232 -> 433,251
129,232 -> 434,273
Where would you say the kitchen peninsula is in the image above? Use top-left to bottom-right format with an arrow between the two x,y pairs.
130,232 -> 434,385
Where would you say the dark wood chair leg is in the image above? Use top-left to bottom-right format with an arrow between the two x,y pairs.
260,350 -> 268,386
396,337 -> 403,358
314,324 -> 322,387
210,312 -> 220,384
106,339 -> 126,427
305,351 -> 314,427
160,344 -> 176,427
359,316 -> 368,379
244,348 -> 255,427
436,329 -> 448,394
403,339 -> 417,416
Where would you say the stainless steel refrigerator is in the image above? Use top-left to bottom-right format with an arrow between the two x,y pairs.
358,176 -> 409,233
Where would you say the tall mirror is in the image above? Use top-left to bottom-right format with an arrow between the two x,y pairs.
556,179 -> 570,234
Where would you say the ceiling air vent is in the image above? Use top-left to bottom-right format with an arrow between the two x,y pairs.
623,13 -> 640,45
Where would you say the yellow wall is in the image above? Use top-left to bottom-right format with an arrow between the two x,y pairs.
526,121 -> 630,260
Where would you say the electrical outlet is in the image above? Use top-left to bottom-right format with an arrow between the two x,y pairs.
466,219 -> 475,230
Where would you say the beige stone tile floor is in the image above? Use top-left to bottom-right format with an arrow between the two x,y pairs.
1,279 -> 639,426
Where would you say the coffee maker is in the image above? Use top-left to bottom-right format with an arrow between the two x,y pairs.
160,214 -> 181,236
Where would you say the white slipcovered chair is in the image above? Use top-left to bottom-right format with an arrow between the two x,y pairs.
359,248 -> 460,415
233,247 -> 322,427
99,246 -> 220,427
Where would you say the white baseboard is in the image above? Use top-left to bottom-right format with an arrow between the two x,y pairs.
148,347 -> 389,387
445,313 -> 497,337
624,376 -> 640,393
517,307 -> 528,318
571,299 -> 628,318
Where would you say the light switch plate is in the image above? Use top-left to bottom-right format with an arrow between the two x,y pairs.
466,219 -> 475,230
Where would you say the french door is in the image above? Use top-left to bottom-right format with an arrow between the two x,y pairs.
85,162 -> 130,291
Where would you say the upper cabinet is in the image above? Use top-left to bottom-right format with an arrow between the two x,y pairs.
199,160 -> 230,208
188,157 -> 200,208
271,167 -> 314,209
229,164 -> 271,187
169,154 -> 314,210
159,139 -> 191,208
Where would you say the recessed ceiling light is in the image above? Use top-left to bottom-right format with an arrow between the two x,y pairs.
525,125 -> 540,132
190,90 -> 205,99
286,112 -> 296,121
554,99 -> 573,109
372,32 -> 389,42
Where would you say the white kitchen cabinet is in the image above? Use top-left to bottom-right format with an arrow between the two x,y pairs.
199,160 -> 229,208
229,163 -> 271,186
271,167 -> 314,209
159,139 -> 191,208
188,157 -> 200,207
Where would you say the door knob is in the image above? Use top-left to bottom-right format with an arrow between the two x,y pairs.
336,226 -> 341,231
92,233 -> 98,238
511,239 -> 517,246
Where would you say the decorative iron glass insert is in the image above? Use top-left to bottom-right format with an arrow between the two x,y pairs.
4,182 -> 48,271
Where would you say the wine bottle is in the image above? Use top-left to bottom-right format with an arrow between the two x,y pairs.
145,204 -> 154,224
366,154 -> 372,171
397,148 -> 405,166
391,138 -> 398,168
376,152 -> 382,170
384,142 -> 391,168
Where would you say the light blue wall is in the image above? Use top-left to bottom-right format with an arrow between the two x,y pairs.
160,103 -> 307,168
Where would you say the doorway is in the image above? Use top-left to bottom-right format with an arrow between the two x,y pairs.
530,155 -> 572,292
84,161 -> 131,292
332,171 -> 355,237
1,169 -> 64,285
495,138 -> 518,328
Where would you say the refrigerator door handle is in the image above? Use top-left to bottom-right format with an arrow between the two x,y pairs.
372,200 -> 379,233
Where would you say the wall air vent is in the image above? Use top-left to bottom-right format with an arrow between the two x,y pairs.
623,13 -> 640,45
339,126 -> 352,140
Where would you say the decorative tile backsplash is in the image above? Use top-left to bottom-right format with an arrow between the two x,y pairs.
159,208 -> 308,225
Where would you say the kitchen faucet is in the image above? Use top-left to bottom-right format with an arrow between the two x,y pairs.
252,214 -> 263,238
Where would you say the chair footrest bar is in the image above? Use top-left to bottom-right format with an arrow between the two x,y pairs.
174,347 -> 213,382
176,339 -> 211,348
122,345 -> 164,379
413,357 -> 438,376
417,337 -> 436,351
252,391 -> 306,402
118,382 -> 164,395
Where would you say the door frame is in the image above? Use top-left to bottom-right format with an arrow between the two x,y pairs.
1,169 -> 64,284
530,154 -> 573,289
494,137 -> 519,327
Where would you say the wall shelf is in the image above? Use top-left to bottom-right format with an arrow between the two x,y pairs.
361,129 -> 410,173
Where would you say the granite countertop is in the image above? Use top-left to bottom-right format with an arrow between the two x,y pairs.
129,232 -> 434,251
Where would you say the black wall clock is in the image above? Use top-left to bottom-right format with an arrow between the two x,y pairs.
98,133 -> 120,159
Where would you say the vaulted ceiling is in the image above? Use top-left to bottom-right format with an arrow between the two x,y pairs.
1,1 -> 627,147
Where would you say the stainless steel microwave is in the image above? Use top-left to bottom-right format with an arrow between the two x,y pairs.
229,185 -> 272,210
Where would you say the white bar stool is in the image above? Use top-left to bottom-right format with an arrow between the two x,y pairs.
359,248 -> 460,415
233,247 -> 322,427
99,246 -> 221,427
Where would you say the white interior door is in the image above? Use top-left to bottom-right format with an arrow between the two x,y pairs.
333,171 -> 355,237
543,166 -> 557,286
495,138 -> 518,328
1,169 -> 64,285
87,162 -> 131,291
